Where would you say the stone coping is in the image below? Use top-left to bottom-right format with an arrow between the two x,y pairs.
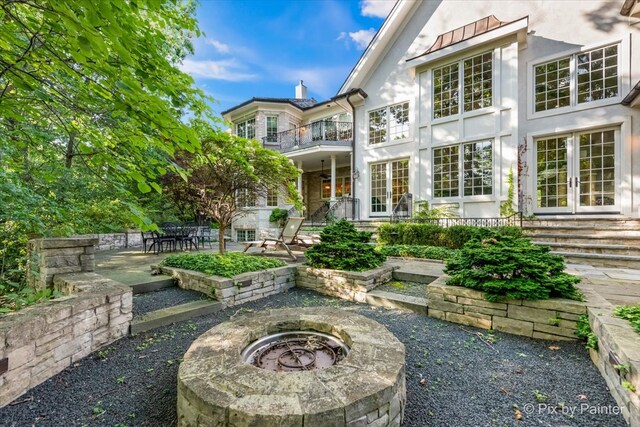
177,307 -> 406,426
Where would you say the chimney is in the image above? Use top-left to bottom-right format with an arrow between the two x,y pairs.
295,80 -> 307,99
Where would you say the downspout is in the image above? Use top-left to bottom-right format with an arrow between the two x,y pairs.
346,94 -> 357,220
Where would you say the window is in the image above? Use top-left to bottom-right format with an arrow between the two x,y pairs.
433,141 -> 493,197
237,189 -> 256,207
236,229 -> 256,242
321,177 -> 351,199
368,102 -> 409,144
534,57 -> 571,112
433,52 -> 492,119
533,44 -> 619,113
266,116 -> 278,142
266,187 -> 278,207
433,146 -> 459,197
236,118 -> 255,139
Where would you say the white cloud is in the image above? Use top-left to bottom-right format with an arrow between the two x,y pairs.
360,0 -> 395,18
336,32 -> 347,41
179,58 -> 257,82
205,38 -> 230,54
349,28 -> 377,50
272,65 -> 351,98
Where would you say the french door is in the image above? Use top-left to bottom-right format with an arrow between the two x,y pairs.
535,129 -> 619,214
370,159 -> 409,216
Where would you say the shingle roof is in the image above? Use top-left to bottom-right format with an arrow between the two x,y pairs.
408,15 -> 510,61
221,97 -> 317,116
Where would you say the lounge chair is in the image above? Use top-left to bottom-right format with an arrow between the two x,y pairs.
242,217 -> 305,260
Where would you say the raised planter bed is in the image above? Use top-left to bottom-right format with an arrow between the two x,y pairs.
426,276 -> 587,341
0,272 -> 132,407
157,265 -> 297,307
296,264 -> 394,303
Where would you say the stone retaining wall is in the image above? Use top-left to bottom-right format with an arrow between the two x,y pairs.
158,265 -> 296,307
26,237 -> 98,290
296,265 -> 394,303
72,231 -> 142,251
0,272 -> 132,407
588,306 -> 640,426
426,276 -> 587,341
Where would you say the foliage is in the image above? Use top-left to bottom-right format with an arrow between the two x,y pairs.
305,219 -> 385,271
500,167 -> 517,216
160,252 -> 285,278
269,209 -> 289,228
444,235 -> 583,302
576,314 -> 598,350
0,285 -> 61,313
613,304 -> 640,335
377,223 -> 522,248
375,245 -> 457,261
414,201 -> 459,219
162,124 -> 301,254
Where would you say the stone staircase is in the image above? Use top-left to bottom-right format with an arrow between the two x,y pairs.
523,217 -> 640,268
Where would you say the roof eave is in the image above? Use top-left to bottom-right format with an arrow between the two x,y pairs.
622,81 -> 640,107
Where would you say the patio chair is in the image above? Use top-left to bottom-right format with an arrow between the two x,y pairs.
141,231 -> 156,253
242,217 -> 305,261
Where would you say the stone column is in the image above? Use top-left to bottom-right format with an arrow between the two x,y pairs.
330,155 -> 337,202
26,237 -> 98,290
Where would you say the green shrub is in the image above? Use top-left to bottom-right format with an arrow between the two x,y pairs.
269,209 -> 289,227
160,252 -> 285,278
576,314 -> 599,350
377,223 -> 523,248
305,219 -> 384,271
441,226 -> 488,248
444,235 -> 582,302
613,304 -> 640,335
375,245 -> 457,261
0,285 -> 61,313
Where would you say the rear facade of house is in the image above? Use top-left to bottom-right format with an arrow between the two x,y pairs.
222,0 -> 640,240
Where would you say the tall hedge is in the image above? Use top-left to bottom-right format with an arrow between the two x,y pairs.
377,223 -> 521,249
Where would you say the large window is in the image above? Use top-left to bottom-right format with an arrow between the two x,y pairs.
533,44 -> 618,113
236,118 -> 255,139
236,229 -> 256,242
433,52 -> 492,119
368,101 -> 409,145
266,116 -> 278,143
237,189 -> 256,207
433,141 -> 493,198
321,177 -> 351,199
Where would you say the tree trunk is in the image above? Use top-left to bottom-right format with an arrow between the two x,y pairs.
218,226 -> 226,255
65,132 -> 76,168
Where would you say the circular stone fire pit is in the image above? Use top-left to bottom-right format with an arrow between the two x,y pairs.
177,307 -> 406,426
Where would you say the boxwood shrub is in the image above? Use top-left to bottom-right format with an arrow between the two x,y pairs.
375,245 -> 457,261
444,235 -> 582,302
377,223 -> 522,249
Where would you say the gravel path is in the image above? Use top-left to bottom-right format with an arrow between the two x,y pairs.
0,289 -> 625,427
132,288 -> 209,318
376,281 -> 428,298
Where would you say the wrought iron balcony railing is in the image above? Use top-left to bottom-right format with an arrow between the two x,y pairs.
263,121 -> 352,152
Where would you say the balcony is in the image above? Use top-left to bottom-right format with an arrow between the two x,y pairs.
262,121 -> 352,153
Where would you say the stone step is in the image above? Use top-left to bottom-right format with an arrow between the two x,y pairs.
524,226 -> 640,236
130,300 -> 223,334
534,242 -> 640,256
130,277 -> 175,295
392,270 -> 439,284
365,290 -> 428,316
551,251 -> 640,269
523,218 -> 640,229
529,234 -> 640,246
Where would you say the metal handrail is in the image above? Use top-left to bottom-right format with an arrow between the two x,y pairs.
391,193 -> 412,221
393,211 -> 523,228
263,121 -> 352,151
308,201 -> 330,226
327,197 -> 359,222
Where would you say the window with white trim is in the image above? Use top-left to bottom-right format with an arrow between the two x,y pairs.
368,101 -> 409,144
236,229 -> 256,242
236,118 -> 255,139
533,44 -> 619,113
433,140 -> 493,198
266,116 -> 278,142
237,189 -> 256,207
433,51 -> 492,119
266,187 -> 278,207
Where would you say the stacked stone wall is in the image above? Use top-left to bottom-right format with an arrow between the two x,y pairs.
26,238 -> 98,290
296,265 -> 393,303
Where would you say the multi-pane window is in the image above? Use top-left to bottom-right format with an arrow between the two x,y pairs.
534,58 -> 571,112
237,189 -> 256,207
266,116 -> 278,142
463,52 -> 493,112
433,141 -> 493,197
433,52 -> 492,119
236,118 -> 255,139
577,45 -> 618,104
463,141 -> 493,196
368,107 -> 387,145
579,130 -> 615,206
266,187 -> 278,207
536,137 -> 568,208
321,177 -> 351,199
236,229 -> 256,242
533,44 -> 619,113
370,163 -> 387,212
433,146 -> 459,197
368,102 -> 409,144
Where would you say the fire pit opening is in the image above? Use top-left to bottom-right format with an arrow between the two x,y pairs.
241,331 -> 350,372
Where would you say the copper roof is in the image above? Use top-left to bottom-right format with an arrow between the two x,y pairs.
409,15 -> 510,61
620,0 -> 635,16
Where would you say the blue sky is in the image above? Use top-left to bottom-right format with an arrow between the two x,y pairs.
181,0 -> 395,115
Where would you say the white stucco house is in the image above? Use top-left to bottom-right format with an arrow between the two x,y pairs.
222,0 -> 640,241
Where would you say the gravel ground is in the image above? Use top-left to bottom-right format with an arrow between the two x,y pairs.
132,288 -> 209,318
376,281 -> 429,298
0,289 -> 625,427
